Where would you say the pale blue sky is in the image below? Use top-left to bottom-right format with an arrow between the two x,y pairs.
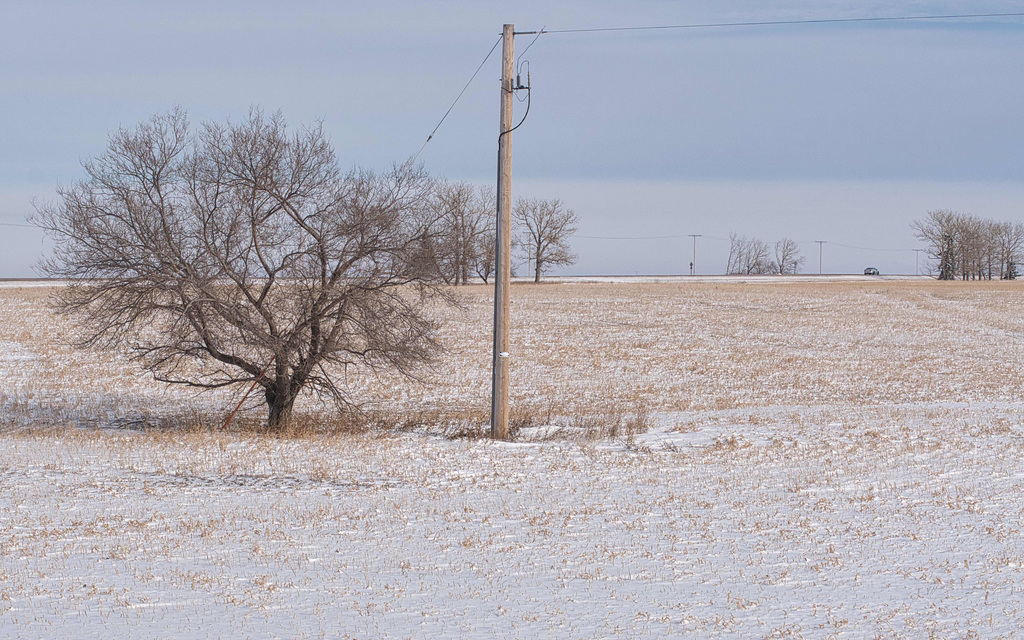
2,1 -> 1023,276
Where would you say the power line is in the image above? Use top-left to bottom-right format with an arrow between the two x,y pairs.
577,233 -> 690,240
799,240 -> 917,253
516,26 -> 544,71
0,222 -> 35,229
536,12 -> 1024,35
411,11 -> 1024,165
410,36 -> 503,163
578,233 -> 920,256
828,241 -> 916,253
576,232 -> 728,242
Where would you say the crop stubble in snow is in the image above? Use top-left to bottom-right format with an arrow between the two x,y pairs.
1,279 -> 1024,637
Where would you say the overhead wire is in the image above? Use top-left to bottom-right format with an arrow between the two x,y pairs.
578,233 -> 921,254
577,233 -> 731,241
501,29 -> 543,134
537,12 -> 1024,35
409,35 -> 502,163
514,61 -> 531,103
503,80 -> 531,135
515,26 -> 544,72
576,232 -> 727,241
823,241 -> 918,253
409,11 -> 1024,159
576,233 -> 691,240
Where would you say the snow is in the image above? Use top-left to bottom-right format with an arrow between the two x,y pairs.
2,419 -> 1023,638
546,274 -> 929,284
0,279 -> 67,288
2,279 -> 1024,637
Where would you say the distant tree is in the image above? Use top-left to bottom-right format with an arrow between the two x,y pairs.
956,214 -> 985,280
514,197 -> 578,282
425,182 -> 493,285
773,238 -> 805,275
913,210 -> 1023,280
913,210 -> 958,279
1005,259 -> 1019,281
726,233 -> 741,274
474,229 -> 496,284
939,233 -> 957,280
993,220 -> 1024,280
34,109 -> 448,430
726,234 -> 773,275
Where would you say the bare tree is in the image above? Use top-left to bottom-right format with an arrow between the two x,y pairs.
957,213 -> 985,280
993,221 -> 1024,279
34,108 -> 448,429
469,187 -> 497,283
745,238 -> 771,274
726,233 -> 773,275
474,229 -> 496,284
772,237 -> 805,275
514,197 -> 578,282
912,209 -> 960,279
939,232 -> 957,280
425,182 -> 493,285
726,233 -> 740,275
912,210 -> 1023,280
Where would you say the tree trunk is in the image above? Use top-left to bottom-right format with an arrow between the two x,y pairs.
265,381 -> 297,430
267,394 -> 296,430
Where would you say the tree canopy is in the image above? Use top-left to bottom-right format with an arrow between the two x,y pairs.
35,108 -> 448,428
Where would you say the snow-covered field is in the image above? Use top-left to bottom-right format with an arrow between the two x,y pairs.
2,279 -> 1024,638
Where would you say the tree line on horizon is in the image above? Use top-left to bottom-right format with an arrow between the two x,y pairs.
725,235 -> 806,275
912,210 -> 1024,280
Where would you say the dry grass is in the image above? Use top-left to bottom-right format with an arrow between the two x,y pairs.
4,279 -> 1024,435
366,279 -> 1024,420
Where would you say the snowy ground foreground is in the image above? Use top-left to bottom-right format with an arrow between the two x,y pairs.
2,279 -> 1024,637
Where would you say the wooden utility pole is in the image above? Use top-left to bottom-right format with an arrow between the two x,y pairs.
688,234 -> 701,275
491,24 -> 514,440
815,240 -> 826,275
914,248 -> 923,275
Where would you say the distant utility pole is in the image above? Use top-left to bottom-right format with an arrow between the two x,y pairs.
914,248 -> 923,275
815,240 -> 826,275
491,24 -> 515,440
688,234 -> 701,276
